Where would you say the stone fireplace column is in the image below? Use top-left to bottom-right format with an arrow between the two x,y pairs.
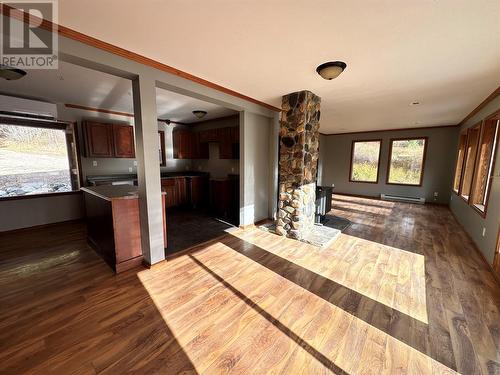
276,90 -> 321,240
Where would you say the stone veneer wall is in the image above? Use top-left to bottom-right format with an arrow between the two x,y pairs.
276,90 -> 321,239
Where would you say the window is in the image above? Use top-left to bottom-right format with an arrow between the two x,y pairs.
0,119 -> 79,198
452,131 -> 468,193
470,114 -> 499,214
387,138 -> 427,186
349,140 -> 382,183
460,123 -> 481,201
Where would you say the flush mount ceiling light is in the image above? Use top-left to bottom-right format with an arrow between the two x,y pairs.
316,61 -> 347,80
192,110 -> 207,119
0,65 -> 27,80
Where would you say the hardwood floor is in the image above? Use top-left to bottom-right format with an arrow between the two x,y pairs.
0,194 -> 498,374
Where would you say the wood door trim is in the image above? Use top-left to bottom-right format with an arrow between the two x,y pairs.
1,5 -> 279,113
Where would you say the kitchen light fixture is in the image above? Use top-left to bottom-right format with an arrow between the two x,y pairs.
316,61 -> 347,80
192,110 -> 207,119
0,65 -> 27,80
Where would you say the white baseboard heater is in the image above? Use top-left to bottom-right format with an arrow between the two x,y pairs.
380,194 -> 425,204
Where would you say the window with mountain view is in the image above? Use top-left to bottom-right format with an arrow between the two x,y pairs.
387,138 -> 427,186
0,122 -> 78,198
349,140 -> 381,183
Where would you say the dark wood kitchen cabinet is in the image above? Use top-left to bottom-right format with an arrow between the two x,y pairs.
190,176 -> 208,208
82,186 -> 167,273
112,124 -> 135,158
210,179 -> 231,219
198,128 -> 218,143
191,132 -> 209,159
161,179 -> 177,208
231,126 -> 239,142
173,129 -> 191,159
173,126 -> 239,160
218,128 -> 233,159
83,121 -> 135,158
175,177 -> 188,205
83,121 -> 114,157
210,176 -> 239,225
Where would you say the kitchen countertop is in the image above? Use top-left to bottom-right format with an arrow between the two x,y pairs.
86,172 -> 210,185
161,171 -> 209,178
81,185 -> 165,201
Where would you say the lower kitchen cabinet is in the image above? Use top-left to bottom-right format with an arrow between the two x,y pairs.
190,176 -> 208,208
161,179 -> 177,208
175,177 -> 187,205
161,176 -> 209,209
210,180 -> 230,218
209,176 -> 239,225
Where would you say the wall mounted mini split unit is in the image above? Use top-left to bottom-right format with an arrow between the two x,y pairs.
0,95 -> 57,120
380,194 -> 425,204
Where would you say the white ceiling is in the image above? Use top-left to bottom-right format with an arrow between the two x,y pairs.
155,88 -> 236,123
53,0 -> 500,133
0,61 -> 235,123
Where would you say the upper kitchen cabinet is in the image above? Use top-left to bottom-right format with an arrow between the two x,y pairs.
172,126 -> 239,160
231,126 -> 239,142
198,128 -> 218,143
173,128 -> 192,159
112,124 -> 136,158
83,121 -> 114,158
218,127 -> 233,159
83,121 -> 135,158
191,132 -> 209,159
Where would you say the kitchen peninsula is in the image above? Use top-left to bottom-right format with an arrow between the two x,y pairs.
81,185 -> 167,273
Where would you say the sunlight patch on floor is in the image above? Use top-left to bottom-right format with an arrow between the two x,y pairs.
137,248 -> 452,374
231,229 -> 428,324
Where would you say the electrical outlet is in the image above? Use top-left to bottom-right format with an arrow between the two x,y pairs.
231,167 -> 235,173
92,160 -> 97,167
128,167 -> 133,172
198,165 -> 202,171
482,227 -> 486,237
434,192 -> 438,197
133,161 -> 137,166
